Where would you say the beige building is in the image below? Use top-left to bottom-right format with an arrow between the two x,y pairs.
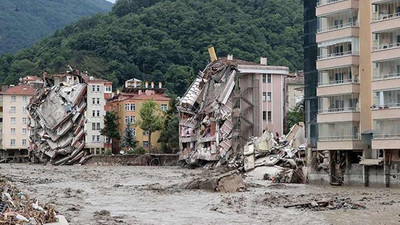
2,84 -> 35,160
286,72 -> 304,111
311,0 -> 400,186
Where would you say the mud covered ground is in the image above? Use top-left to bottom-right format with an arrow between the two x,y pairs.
1,164 -> 400,225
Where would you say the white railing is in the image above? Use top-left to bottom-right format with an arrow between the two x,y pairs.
319,134 -> 360,141
318,51 -> 359,60
318,78 -> 359,86
317,0 -> 347,7
319,107 -> 359,113
373,73 -> 400,80
317,22 -> 358,33
374,133 -> 400,140
372,12 -> 400,22
373,42 -> 400,51
372,103 -> 400,110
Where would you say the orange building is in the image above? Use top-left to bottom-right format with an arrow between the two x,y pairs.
106,81 -> 170,153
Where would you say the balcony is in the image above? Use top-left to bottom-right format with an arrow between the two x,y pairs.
371,1 -> 400,33
317,53 -> 359,70
317,26 -> 359,43
372,118 -> 400,149
318,108 -> 360,123
318,82 -> 360,96
372,106 -> 400,120
316,0 -> 359,17
318,140 -> 363,150
371,47 -> 400,62
372,75 -> 400,90
318,122 -> 361,150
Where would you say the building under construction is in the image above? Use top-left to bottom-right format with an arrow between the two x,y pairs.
177,52 -> 289,166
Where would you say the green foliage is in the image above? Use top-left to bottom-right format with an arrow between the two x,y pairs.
137,100 -> 163,151
159,97 -> 179,153
287,102 -> 305,132
101,111 -> 121,143
120,121 -> 137,150
104,149 -> 112,155
0,0 -> 112,55
126,146 -> 146,155
0,0 -> 303,95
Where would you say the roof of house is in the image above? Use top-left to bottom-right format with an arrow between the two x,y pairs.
108,92 -> 170,103
4,84 -> 36,96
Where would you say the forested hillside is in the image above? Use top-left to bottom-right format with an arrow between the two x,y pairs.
0,0 -> 113,55
0,0 -> 303,96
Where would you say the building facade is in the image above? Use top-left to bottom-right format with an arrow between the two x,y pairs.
2,85 -> 35,160
83,76 -> 113,155
106,81 -> 170,153
177,56 -> 289,164
307,0 -> 400,187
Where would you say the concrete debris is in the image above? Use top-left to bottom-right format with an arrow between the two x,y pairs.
0,180 -> 57,224
284,198 -> 366,211
244,123 -> 306,183
28,69 -> 88,165
178,170 -> 246,193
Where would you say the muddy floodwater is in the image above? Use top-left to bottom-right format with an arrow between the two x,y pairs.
1,164 -> 400,225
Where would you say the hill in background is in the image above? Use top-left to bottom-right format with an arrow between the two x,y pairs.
0,0 -> 303,96
0,0 -> 113,55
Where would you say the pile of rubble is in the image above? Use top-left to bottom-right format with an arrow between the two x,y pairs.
245,123 -> 307,184
284,198 -> 366,211
0,179 -> 57,224
28,68 -> 88,165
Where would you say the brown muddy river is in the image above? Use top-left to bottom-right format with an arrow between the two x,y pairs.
1,164 -> 399,225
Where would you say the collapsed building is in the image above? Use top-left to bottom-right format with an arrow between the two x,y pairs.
28,67 -> 112,165
177,53 -> 290,167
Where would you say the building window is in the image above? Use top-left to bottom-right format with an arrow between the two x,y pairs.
10,106 -> 16,113
10,139 -> 15,146
11,117 -> 16,124
105,86 -> 112,92
92,98 -> 96,104
92,123 -> 96,130
10,128 -> 16,135
143,130 -> 150,136
268,111 -> 272,121
11,96 -> 16,102
267,92 -> 272,102
97,98 -> 100,105
262,92 -> 267,102
92,135 -> 96,142
125,116 -> 136,124
22,107 -> 27,113
97,85 -> 100,92
97,110 -> 100,117
92,85 -> 96,92
161,104 -> 168,112
96,135 -> 100,142
23,96 -> 27,103
97,123 -> 101,130
263,74 -> 267,83
263,111 -> 267,120
143,141 -> 149,148
267,74 -> 272,83
22,139 -> 27,146
22,117 -> 27,124
22,128 -> 27,135
125,104 -> 136,111
132,128 -> 136,136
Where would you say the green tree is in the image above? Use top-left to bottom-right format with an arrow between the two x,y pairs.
164,65 -> 195,97
101,111 -> 121,152
120,121 -> 137,151
137,100 -> 163,153
287,101 -> 305,132
159,97 -> 179,153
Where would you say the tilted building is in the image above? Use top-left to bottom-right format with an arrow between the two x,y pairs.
305,0 -> 400,186
177,56 -> 289,165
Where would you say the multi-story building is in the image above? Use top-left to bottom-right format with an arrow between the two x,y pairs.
82,75 -> 113,155
2,84 -> 35,160
106,81 -> 170,153
306,0 -> 400,187
286,71 -> 305,111
177,55 -> 289,164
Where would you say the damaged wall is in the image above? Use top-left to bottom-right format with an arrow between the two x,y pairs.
177,56 -> 289,167
28,70 -> 89,165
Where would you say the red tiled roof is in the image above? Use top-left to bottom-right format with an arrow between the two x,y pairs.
4,84 -> 36,95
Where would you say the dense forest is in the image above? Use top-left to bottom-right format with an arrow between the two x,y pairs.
0,0 -> 303,96
0,0 -> 113,55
